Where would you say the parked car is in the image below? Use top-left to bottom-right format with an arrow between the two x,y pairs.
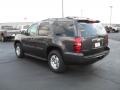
112,26 -> 120,32
14,17 -> 110,73
105,26 -> 111,33
105,26 -> 119,33
20,25 -> 30,31
0,26 -> 21,42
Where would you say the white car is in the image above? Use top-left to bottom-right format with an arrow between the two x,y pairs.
112,26 -> 120,32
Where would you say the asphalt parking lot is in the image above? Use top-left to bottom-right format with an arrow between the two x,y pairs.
0,34 -> 120,90
109,32 -> 120,41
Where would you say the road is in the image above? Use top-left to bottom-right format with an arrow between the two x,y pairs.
0,39 -> 120,90
109,32 -> 120,41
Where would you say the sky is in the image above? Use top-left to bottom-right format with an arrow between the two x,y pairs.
0,0 -> 120,24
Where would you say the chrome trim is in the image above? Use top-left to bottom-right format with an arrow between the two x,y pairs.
23,44 -> 43,50
64,52 -> 84,56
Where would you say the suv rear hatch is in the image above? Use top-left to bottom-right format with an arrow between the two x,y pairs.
76,20 -> 108,56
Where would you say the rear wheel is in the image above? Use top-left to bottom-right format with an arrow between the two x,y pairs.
48,50 -> 66,73
112,29 -> 116,33
15,43 -> 24,58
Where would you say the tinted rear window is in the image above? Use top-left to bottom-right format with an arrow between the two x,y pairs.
52,21 -> 75,37
77,23 -> 107,37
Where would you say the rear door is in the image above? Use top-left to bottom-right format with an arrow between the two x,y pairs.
76,22 -> 108,56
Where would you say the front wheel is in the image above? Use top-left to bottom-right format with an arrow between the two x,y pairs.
48,50 -> 66,73
15,43 -> 24,58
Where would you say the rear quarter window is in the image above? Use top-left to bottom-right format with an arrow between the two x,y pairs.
52,21 -> 75,37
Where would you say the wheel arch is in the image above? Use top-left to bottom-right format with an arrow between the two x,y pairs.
46,46 -> 64,58
14,40 -> 22,47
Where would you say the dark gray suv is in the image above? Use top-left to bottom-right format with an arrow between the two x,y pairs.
14,17 -> 110,73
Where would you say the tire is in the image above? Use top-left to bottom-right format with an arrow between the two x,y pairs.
115,30 -> 119,33
48,50 -> 66,73
1,36 -> 5,42
15,43 -> 24,58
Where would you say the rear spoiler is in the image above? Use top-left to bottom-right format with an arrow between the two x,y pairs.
77,20 -> 100,23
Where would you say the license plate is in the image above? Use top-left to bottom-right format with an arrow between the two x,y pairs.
95,42 -> 100,47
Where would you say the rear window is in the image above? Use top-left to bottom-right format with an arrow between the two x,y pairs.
77,23 -> 107,37
52,21 -> 75,37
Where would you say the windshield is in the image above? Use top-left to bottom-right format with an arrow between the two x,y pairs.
77,23 -> 107,37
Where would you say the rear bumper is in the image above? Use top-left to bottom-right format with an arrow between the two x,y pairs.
63,47 -> 110,64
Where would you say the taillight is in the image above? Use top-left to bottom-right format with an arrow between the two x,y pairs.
73,37 -> 82,53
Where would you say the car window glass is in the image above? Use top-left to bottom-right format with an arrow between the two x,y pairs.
77,23 -> 107,37
38,22 -> 50,36
28,24 -> 38,36
52,21 -> 75,37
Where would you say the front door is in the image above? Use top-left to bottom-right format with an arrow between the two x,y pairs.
33,22 -> 51,58
22,23 -> 39,55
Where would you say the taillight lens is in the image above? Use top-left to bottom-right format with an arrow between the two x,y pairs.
73,37 -> 82,53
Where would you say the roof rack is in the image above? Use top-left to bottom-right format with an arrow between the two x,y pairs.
66,16 -> 100,23
66,16 -> 90,20
42,17 -> 100,23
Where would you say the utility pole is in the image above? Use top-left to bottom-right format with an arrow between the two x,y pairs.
109,6 -> 112,27
62,0 -> 64,18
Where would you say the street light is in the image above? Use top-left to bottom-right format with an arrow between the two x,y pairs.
62,0 -> 64,18
109,6 -> 113,27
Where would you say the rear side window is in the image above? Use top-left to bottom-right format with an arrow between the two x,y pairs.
38,22 -> 50,36
77,23 -> 107,37
52,21 -> 75,37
